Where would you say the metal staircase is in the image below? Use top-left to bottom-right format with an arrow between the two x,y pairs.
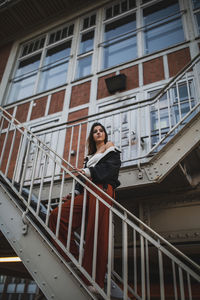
0,54 -> 200,299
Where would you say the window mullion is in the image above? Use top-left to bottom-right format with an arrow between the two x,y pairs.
136,1 -> 144,58
33,35 -> 48,95
68,18 -> 81,82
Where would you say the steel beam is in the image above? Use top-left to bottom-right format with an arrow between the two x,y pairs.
0,184 -> 92,300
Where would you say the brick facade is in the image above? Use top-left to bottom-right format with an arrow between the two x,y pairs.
0,43 -> 12,82
143,57 -> 165,85
70,81 -> 91,108
167,48 -> 191,77
120,65 -> 139,91
63,108 -> 88,169
30,96 -> 48,120
97,72 -> 115,99
15,102 -> 30,123
48,90 -> 65,114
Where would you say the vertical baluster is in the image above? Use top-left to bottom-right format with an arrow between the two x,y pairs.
186,73 -> 192,110
158,240 -> 165,300
145,239 -> 150,300
75,124 -> 82,168
111,114 -> 114,144
157,99 -> 162,142
92,198 -> 99,282
137,105 -> 141,162
0,122 -> 11,169
175,82 -> 182,122
140,235 -> 146,300
167,90 -> 172,130
106,209 -> 113,300
172,261 -> 178,300
5,128 -> 17,178
123,213 -> 128,300
26,140 -> 40,208
0,112 -> 5,134
45,161 -> 56,226
79,187 -> 87,265
12,131 -> 24,185
66,179 -> 75,251
36,153 -> 48,217
19,134 -> 31,193
55,170 -> 65,238
128,110 -> 131,161
68,126 -> 74,166
133,229 -> 137,295
119,112 -> 122,151
187,273 -> 192,300
36,133 -> 45,179
178,267 -> 185,300
147,104 -> 152,151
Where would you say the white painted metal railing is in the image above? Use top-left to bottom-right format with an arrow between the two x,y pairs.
1,99 -> 200,298
0,53 -> 200,299
17,53 -> 200,183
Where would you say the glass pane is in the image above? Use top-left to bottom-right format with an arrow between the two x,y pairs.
16,284 -> 25,293
16,54 -> 41,77
79,30 -> 94,54
144,18 -> 184,54
104,14 -> 136,68
193,0 -> 200,9
38,61 -> 68,92
44,41 -> 71,66
105,14 -> 136,40
196,12 -> 200,33
104,35 -> 137,68
27,284 -> 37,293
7,283 -> 16,293
144,0 -> 179,25
8,73 -> 37,102
76,55 -> 92,78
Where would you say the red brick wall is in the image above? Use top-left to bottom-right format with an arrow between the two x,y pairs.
49,90 -> 65,114
30,96 -> 48,120
63,108 -> 88,169
97,72 -> 116,99
143,57 -> 164,85
97,65 -> 139,99
120,65 -> 139,90
0,42 -> 13,82
167,48 -> 191,77
2,108 -> 14,129
15,102 -> 30,123
70,81 -> 91,108
0,131 -> 21,179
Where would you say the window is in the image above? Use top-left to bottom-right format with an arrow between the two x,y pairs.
149,80 -> 195,148
143,0 -> 185,54
103,1 -> 137,69
8,24 -> 74,103
193,0 -> 200,34
6,1 -> 187,103
75,14 -> 96,79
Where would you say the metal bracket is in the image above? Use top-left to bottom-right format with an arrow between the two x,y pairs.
22,211 -> 28,235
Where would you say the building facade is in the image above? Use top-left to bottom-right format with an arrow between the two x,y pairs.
0,0 -> 200,299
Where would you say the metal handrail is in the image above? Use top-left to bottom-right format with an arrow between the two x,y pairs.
1,101 -> 200,299
1,53 -> 200,299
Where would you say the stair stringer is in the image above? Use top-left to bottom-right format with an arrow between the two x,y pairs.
119,110 -> 200,188
0,183 -> 94,300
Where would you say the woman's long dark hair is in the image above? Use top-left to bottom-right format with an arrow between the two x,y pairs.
87,122 -> 108,155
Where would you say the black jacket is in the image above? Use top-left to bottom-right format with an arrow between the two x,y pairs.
75,147 -> 121,194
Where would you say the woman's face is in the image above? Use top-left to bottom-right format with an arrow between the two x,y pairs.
92,125 -> 106,144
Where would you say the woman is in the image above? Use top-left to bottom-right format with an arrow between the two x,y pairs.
49,122 -> 121,290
